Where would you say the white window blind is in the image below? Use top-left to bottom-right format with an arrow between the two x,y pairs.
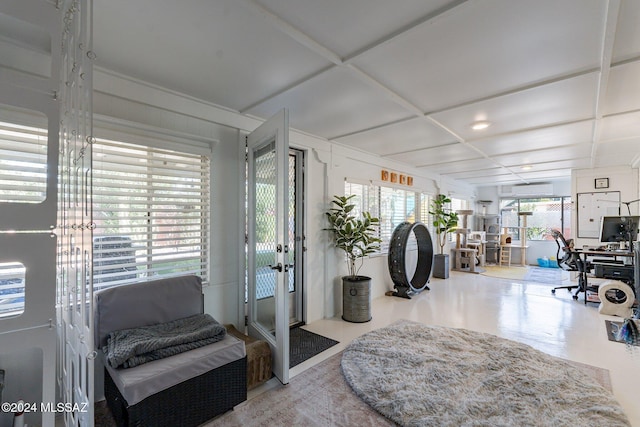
419,193 -> 432,229
92,139 -> 210,288
379,187 -> 415,247
344,181 -> 416,252
0,262 -> 25,318
0,118 -> 48,203
344,182 -> 379,219
0,111 -> 47,317
449,197 -> 469,241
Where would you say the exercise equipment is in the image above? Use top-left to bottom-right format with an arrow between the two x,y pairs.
387,221 -> 434,298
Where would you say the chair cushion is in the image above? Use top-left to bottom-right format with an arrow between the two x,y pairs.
104,333 -> 246,406
94,275 -> 204,349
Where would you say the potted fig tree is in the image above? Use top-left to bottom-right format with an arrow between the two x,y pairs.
325,195 -> 380,322
429,194 -> 459,278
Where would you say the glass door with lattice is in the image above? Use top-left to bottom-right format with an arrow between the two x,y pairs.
247,109 -> 290,384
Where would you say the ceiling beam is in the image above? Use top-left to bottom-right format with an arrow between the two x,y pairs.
342,0 -> 472,64
239,64 -> 335,113
238,0 -> 471,122
345,64 -> 424,117
239,0 -> 342,65
589,0 -> 621,167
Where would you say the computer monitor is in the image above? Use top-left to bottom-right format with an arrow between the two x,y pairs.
599,216 -> 640,244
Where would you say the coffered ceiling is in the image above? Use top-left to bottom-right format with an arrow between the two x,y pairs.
88,0 -> 640,185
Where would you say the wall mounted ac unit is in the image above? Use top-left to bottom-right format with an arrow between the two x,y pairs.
499,183 -> 553,197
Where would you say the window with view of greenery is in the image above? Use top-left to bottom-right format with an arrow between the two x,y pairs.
500,197 -> 572,241
92,139 -> 210,289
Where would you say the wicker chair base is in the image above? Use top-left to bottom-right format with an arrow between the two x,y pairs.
104,357 -> 247,427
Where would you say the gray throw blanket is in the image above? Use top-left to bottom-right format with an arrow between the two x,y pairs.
104,314 -> 226,369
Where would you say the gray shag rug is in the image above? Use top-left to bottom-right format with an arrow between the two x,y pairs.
341,320 -> 630,427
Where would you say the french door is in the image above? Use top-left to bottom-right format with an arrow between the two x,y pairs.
246,109 -> 290,384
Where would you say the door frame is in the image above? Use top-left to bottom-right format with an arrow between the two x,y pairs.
288,148 -> 305,327
244,109 -> 290,384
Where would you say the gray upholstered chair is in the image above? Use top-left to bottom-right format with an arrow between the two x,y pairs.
94,275 -> 247,426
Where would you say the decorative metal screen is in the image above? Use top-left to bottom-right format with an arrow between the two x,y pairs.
0,1 -> 93,426
56,0 -> 95,426
254,142 -> 278,300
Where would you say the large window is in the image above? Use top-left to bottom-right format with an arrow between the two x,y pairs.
418,193 -> 431,227
449,197 -> 470,241
500,197 -> 573,240
0,108 -> 48,204
344,181 -> 416,252
93,139 -> 210,289
0,109 -> 48,317
0,111 -> 211,310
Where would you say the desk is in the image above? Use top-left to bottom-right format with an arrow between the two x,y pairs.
574,250 -> 635,304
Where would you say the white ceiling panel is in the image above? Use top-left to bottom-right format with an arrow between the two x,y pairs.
510,169 -> 573,181
427,157 -> 509,174
442,159 -> 591,185
253,0 -> 453,58
594,138 -> 640,168
467,174 -> 531,185
513,158 -> 593,172
351,0 -> 606,112
600,110 -> 640,142
603,62 -> 640,115
431,73 -> 599,141
469,121 -> 594,156
334,117 -> 456,156
611,0 -> 640,62
492,144 -> 592,168
445,167 -> 512,179
387,143 -> 481,167
93,0 -> 330,111
246,67 -> 413,138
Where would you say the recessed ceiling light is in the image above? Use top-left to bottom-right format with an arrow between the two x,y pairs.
521,165 -> 533,170
471,121 -> 491,130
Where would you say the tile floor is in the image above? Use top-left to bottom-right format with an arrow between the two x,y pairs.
253,270 -> 640,425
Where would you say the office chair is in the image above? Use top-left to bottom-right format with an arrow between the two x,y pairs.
634,244 -> 639,319
550,230 -> 590,300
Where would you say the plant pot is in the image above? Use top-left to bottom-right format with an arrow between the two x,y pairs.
433,254 -> 450,279
342,276 -> 372,323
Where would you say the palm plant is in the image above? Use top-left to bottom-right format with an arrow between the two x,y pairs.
429,194 -> 459,255
325,195 -> 381,278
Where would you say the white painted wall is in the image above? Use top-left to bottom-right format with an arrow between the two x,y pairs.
572,166 -> 640,249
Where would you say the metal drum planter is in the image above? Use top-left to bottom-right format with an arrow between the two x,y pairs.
388,221 -> 434,298
342,276 -> 372,323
